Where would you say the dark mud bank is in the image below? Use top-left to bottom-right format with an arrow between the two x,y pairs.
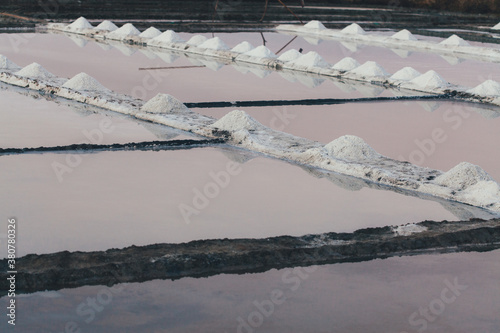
1,218 -> 499,294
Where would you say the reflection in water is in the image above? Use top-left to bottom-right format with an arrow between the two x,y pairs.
391,48 -> 412,58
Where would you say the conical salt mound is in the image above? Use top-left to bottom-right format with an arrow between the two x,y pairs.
435,162 -> 493,190
467,80 -> 500,97
348,61 -> 389,77
325,135 -> 381,161
390,67 -> 421,81
186,35 -> 208,46
107,23 -> 141,38
139,27 -> 162,39
198,37 -> 229,50
277,49 -> 302,62
62,73 -> 110,92
95,20 -> 118,31
244,45 -> 277,58
211,110 -> 261,132
303,20 -> 326,30
341,23 -> 365,35
141,93 -> 189,114
0,55 -> 20,70
410,70 -> 449,89
439,35 -> 470,46
150,30 -> 184,43
332,57 -> 360,71
67,17 -> 93,30
231,41 -> 255,53
289,51 -> 329,68
391,29 -> 417,41
15,63 -> 56,79
492,22 -> 500,30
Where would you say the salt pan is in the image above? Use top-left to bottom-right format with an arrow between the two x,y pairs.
231,41 -> 254,53
139,27 -> 162,39
244,45 -> 276,58
435,162 -> 493,190
439,35 -> 470,47
198,37 -> 229,50
15,63 -> 56,80
66,17 -> 93,30
141,93 -> 190,113
303,20 -> 326,30
325,135 -> 381,161
390,67 -> 421,81
332,57 -> 360,71
211,110 -> 260,132
341,23 -> 365,35
62,73 -> 110,92
391,29 -> 417,41
277,49 -> 302,62
348,61 -> 389,77
107,23 -> 141,39
186,35 -> 208,46
289,51 -> 329,68
467,80 -> 500,97
95,20 -> 118,31
410,70 -> 449,89
0,55 -> 20,70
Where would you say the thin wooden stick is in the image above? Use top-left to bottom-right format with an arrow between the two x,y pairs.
139,65 -> 205,71
275,35 -> 297,55
260,0 -> 270,22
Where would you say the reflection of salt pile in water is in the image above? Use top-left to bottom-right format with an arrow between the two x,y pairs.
16,63 -> 56,80
139,27 -> 162,39
95,20 -> 118,32
325,135 -> 381,161
332,57 -> 360,71
467,80 -> 500,97
106,23 -> 141,40
391,29 -> 417,41
66,34 -> 89,48
141,93 -> 190,114
198,37 -> 230,50
62,73 -> 110,93
0,55 -> 20,70
439,35 -> 470,47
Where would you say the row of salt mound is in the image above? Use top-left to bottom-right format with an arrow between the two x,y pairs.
141,93 -> 190,113
66,17 -> 93,30
0,55 -> 21,70
106,23 -> 141,39
288,51 -> 329,68
62,72 -> 110,93
15,63 -> 56,80
149,30 -> 185,44
348,61 -> 389,77
231,41 -> 255,53
198,37 -> 230,51
492,22 -> 500,30
391,29 -> 417,41
95,20 -> 118,31
139,27 -> 162,39
467,80 -> 500,97
187,35 -> 208,46
244,45 -> 276,58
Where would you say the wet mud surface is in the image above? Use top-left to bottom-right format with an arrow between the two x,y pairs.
1,218 -> 498,294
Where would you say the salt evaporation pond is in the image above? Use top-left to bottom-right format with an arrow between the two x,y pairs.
1,249 -> 498,332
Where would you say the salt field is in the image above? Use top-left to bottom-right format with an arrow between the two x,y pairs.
0,5 -> 499,333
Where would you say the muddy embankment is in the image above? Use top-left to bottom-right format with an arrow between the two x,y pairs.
1,218 -> 499,295
1,0 -> 499,34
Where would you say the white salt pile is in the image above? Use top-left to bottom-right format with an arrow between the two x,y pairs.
467,80 -> 500,97
66,17 -> 93,30
244,45 -> 277,58
231,41 -> 254,53
390,67 -> 421,81
393,223 -> 427,236
493,22 -> 500,30
95,20 -> 118,31
139,27 -> 162,39
439,35 -> 470,47
198,37 -> 229,50
277,49 -> 302,62
150,30 -> 184,44
435,162 -> 493,190
391,29 -> 417,41
348,61 -> 389,77
141,93 -> 190,113
0,55 -> 20,70
211,110 -> 260,132
107,23 -> 141,38
15,63 -> 56,80
186,35 -> 208,46
410,70 -> 449,89
303,20 -> 326,30
332,57 -> 360,71
325,135 -> 381,161
62,73 -> 110,92
289,51 -> 329,68
341,23 -> 365,35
